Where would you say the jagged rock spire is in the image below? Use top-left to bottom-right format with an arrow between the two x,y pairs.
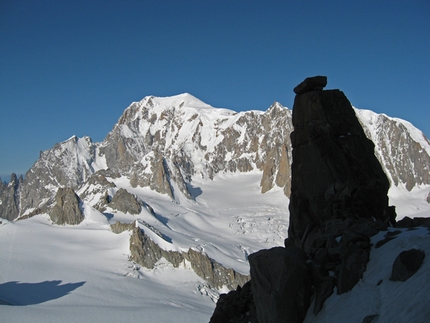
288,76 -> 392,245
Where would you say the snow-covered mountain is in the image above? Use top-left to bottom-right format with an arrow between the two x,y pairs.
0,93 -> 429,322
2,93 -> 429,221
356,109 -> 430,190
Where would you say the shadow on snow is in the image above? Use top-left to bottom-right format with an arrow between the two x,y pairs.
187,183 -> 203,199
0,280 -> 85,306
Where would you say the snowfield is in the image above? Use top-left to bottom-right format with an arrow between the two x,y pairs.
1,172 -> 429,322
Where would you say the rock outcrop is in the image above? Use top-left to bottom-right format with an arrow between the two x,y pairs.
20,136 -> 97,215
0,174 -> 22,220
110,221 -> 136,234
390,248 -> 425,282
184,248 -> 250,290
284,76 -> 394,316
127,226 -> 250,290
209,281 -> 257,323
288,77 -> 392,245
49,187 -> 84,225
78,171 -> 116,212
129,227 -> 184,269
108,188 -> 143,214
356,110 -> 430,191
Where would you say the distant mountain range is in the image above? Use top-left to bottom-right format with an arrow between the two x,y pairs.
1,93 -> 429,221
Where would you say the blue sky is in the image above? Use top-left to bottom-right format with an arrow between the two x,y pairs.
1,0 -> 429,179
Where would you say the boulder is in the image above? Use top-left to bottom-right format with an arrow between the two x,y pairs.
390,248 -> 425,282
249,247 -> 311,323
293,75 -> 327,95
49,187 -> 84,225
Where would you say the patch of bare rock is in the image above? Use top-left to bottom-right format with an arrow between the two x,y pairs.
111,222 -> 250,290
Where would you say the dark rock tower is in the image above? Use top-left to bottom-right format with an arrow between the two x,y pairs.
286,76 -> 396,311
209,76 -> 396,323
288,76 -> 392,246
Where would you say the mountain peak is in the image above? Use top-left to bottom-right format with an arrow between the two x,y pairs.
140,93 -> 215,111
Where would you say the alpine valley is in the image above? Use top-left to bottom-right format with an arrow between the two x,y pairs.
1,93 -> 429,322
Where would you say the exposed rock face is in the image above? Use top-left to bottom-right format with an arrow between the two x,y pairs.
78,171 -> 116,212
356,110 -> 430,191
288,81 -> 391,245
20,136 -> 97,215
209,281 -> 257,323
129,227 -> 183,269
249,247 -> 311,323
100,96 -> 293,201
390,248 -> 425,282
128,227 -> 250,290
184,248 -> 250,290
110,221 -> 136,234
286,77 -> 394,308
0,174 -> 22,220
108,188 -> 142,214
260,144 -> 291,195
49,187 -> 84,225
284,77 -> 395,320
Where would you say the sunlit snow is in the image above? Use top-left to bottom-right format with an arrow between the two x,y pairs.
1,171 -> 429,322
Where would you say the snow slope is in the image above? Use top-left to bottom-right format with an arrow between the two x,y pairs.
1,172 -> 429,322
0,172 -> 288,322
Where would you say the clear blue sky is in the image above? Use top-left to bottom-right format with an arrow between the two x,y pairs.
1,0 -> 429,179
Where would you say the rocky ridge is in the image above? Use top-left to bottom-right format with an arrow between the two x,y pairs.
112,222 -> 250,290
